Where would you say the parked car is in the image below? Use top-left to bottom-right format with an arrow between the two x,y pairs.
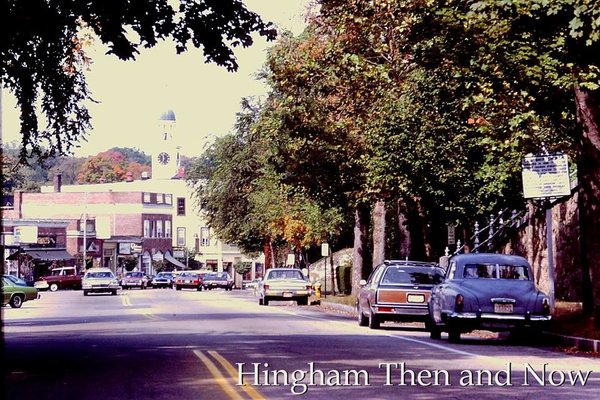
3,274 -> 29,287
151,272 -> 175,289
34,266 -> 81,292
428,253 -> 552,342
2,276 -> 39,308
203,272 -> 234,291
174,272 -> 203,291
257,268 -> 312,306
356,260 -> 445,329
121,271 -> 148,290
82,268 -> 120,296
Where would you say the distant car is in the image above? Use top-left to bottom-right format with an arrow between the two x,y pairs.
356,260 -> 445,329
82,268 -> 120,296
203,272 -> 234,291
121,271 -> 148,290
428,253 -> 552,342
174,272 -> 203,291
2,276 -> 39,308
151,272 -> 175,289
257,268 -> 312,306
34,266 -> 81,292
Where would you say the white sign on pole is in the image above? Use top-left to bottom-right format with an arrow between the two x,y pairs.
447,225 -> 456,245
286,253 -> 295,266
321,243 -> 329,257
521,154 -> 571,199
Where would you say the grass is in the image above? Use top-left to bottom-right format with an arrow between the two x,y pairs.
550,302 -> 600,340
318,296 -> 600,341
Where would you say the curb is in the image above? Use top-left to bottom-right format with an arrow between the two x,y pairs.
319,301 -> 599,353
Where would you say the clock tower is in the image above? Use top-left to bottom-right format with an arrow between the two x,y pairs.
153,110 -> 181,180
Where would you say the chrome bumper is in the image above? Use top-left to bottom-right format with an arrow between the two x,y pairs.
447,312 -> 552,322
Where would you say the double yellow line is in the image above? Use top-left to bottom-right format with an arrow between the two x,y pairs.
120,293 -> 163,320
194,350 -> 265,400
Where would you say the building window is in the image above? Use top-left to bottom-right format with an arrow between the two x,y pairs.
143,220 -> 150,237
165,194 -> 172,205
157,220 -> 163,238
200,227 -> 210,246
165,220 -> 171,238
78,219 -> 95,234
143,192 -> 151,203
177,227 -> 186,247
177,197 -> 185,216
157,193 -> 164,204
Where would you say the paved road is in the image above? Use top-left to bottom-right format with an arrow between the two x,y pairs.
3,288 -> 600,399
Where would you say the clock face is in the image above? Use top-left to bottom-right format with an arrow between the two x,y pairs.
157,152 -> 170,165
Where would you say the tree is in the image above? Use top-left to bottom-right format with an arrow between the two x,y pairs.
1,0 -> 277,163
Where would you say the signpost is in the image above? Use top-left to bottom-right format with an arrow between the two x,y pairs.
521,153 -> 571,308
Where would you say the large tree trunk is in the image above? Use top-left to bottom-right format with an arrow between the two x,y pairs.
416,197 -> 433,260
397,198 -> 411,258
351,202 -> 371,297
574,85 -> 600,324
372,199 -> 386,268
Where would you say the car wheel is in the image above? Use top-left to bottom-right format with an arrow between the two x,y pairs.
83,290 -> 88,296
176,286 -> 181,291
357,304 -> 368,327
297,297 -> 308,306
263,296 -> 270,306
428,322 -> 442,339
368,308 -> 380,329
9,295 -> 24,308
112,290 -> 117,296
259,297 -> 264,306
448,329 -> 461,343
49,283 -> 59,292
197,285 -> 202,291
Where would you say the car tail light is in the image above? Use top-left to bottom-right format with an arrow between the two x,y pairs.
455,294 -> 464,312
378,306 -> 393,312
542,297 -> 550,315
264,284 -> 270,289
306,285 -> 312,290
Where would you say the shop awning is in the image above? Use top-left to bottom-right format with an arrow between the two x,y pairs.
165,252 -> 186,269
8,249 -> 74,261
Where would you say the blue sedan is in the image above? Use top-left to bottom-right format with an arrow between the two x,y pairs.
428,253 -> 552,342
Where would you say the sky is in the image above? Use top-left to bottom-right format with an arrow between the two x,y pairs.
1,1 -> 311,158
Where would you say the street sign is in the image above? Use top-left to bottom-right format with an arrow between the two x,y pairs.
521,153 -> 571,199
447,225 -> 456,245
321,243 -> 329,257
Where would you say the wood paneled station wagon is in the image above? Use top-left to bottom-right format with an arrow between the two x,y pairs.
357,260 -> 445,329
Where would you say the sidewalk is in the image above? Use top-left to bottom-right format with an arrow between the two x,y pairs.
317,300 -> 600,354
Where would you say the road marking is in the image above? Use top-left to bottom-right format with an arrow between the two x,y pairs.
208,351 -> 265,400
121,294 -> 131,307
193,350 -> 245,400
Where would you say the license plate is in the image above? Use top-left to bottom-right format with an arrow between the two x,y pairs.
494,303 -> 513,313
407,293 -> 425,303
283,292 -> 293,298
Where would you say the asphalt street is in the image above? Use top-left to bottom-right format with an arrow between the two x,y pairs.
3,288 -> 600,399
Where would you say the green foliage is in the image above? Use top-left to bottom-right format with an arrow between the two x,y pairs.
233,260 -> 251,275
1,0 -> 277,164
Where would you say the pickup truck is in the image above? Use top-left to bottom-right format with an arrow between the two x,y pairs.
34,267 -> 82,291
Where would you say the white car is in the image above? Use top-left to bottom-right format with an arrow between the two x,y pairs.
257,268 -> 312,306
82,268 -> 120,296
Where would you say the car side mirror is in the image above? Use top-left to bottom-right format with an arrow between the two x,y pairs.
359,279 -> 367,287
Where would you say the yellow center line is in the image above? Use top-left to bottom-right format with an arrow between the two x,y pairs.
121,294 -> 131,307
193,350 -> 245,400
208,351 -> 266,400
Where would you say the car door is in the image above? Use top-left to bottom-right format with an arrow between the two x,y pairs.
359,266 -> 384,311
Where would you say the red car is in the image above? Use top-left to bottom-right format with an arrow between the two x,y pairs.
174,272 -> 203,291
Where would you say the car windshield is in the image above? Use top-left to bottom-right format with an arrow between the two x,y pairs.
126,272 -> 143,278
179,273 -> 198,278
381,266 -> 444,285
86,272 -> 114,279
267,270 -> 304,280
463,263 -> 530,280
157,273 -> 171,278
